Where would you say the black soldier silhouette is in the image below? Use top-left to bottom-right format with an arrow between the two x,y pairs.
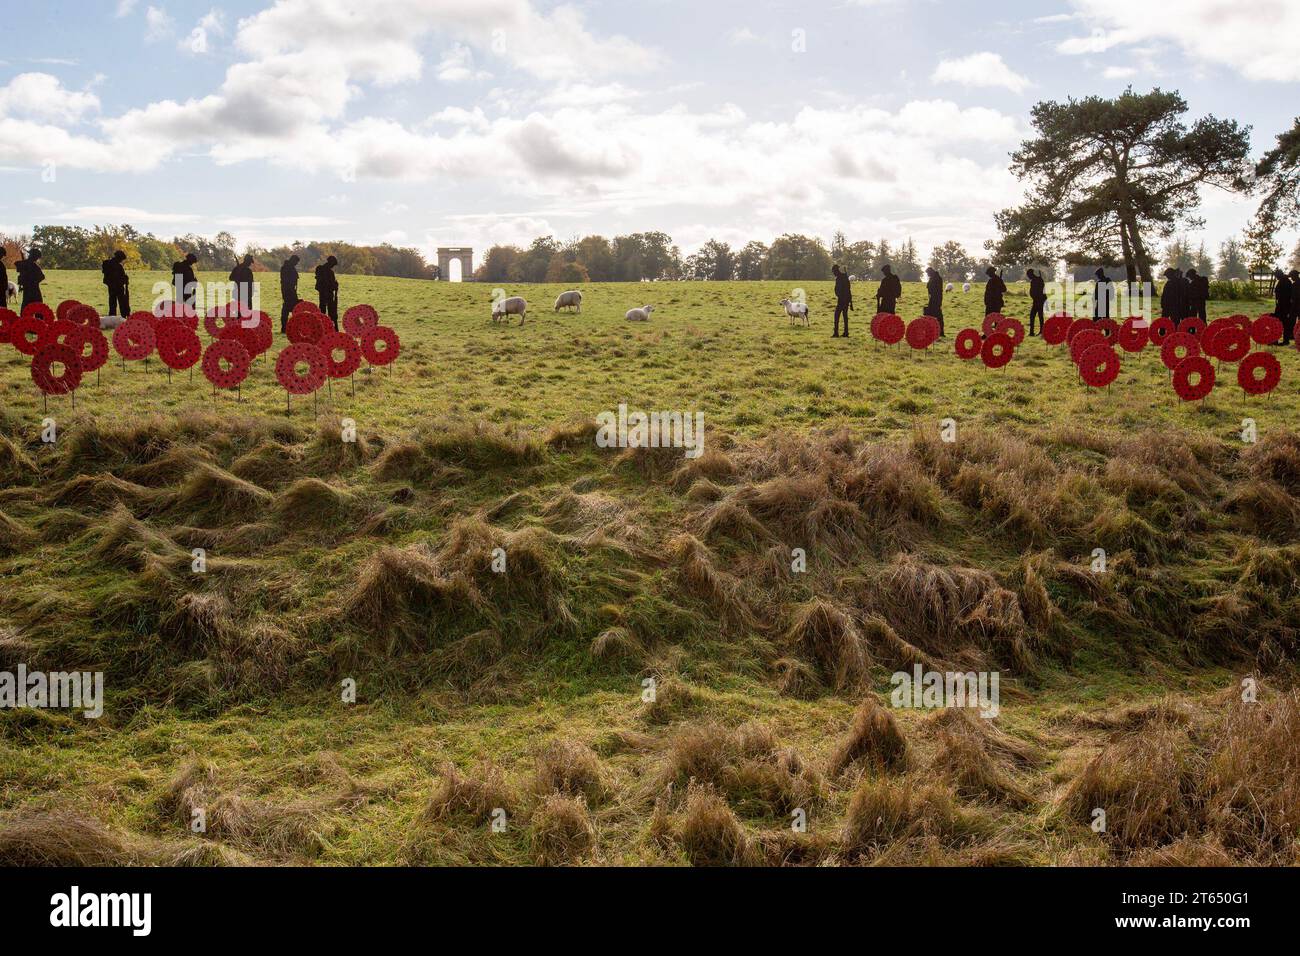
875,264 -> 901,315
102,249 -> 130,317
0,248 -> 8,311
832,264 -> 852,337
1093,269 -> 1112,320
1286,270 -> 1300,346
1160,268 -> 1189,322
280,254 -> 301,333
173,253 -> 199,308
315,255 -> 340,329
924,267 -> 944,336
1274,269 -> 1294,346
1186,268 -> 1209,323
16,248 -> 45,311
1027,268 -> 1046,336
229,254 -> 256,311
983,266 -> 1006,316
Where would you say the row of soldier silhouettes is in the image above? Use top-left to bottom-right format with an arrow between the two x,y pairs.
0,248 -> 341,333
829,263 -> 1296,346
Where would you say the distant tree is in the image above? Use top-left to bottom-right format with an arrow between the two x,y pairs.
871,239 -> 894,275
574,235 -> 616,281
992,88 -> 1252,283
0,232 -> 28,261
896,238 -> 923,281
1243,209 -> 1283,272
765,234 -> 833,281
1164,237 -> 1194,272
928,241 -> 977,280
735,241 -> 768,280
476,244 -> 524,283
518,237 -> 560,283
686,239 -> 735,281
545,255 -> 589,284
1216,237 -> 1248,280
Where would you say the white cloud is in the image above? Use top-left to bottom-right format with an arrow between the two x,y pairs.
1062,0 -> 1300,81
931,52 -> 1031,93
437,44 -> 490,83
56,205 -> 201,224
181,9 -> 226,55
144,6 -> 174,43
116,0 -> 139,16
0,73 -> 100,123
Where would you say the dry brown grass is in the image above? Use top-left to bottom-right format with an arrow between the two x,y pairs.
533,738 -> 607,805
420,762 -> 515,825
827,697 -> 910,776
783,598 -> 872,691
673,782 -> 754,866
529,794 -> 596,865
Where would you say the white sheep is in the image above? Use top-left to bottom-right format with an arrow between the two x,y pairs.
625,305 -> 655,322
100,314 -> 126,331
6,282 -> 15,299
962,282 -> 972,293
780,298 -> 810,327
554,290 -> 583,314
493,296 -> 528,326
944,282 -> 954,293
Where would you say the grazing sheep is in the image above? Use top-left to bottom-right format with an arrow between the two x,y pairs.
780,298 -> 810,327
944,282 -> 954,293
625,305 -> 655,322
962,282 -> 972,293
493,296 -> 528,326
6,282 -> 15,299
554,290 -> 583,314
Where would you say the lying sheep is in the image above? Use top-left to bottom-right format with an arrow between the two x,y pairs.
493,296 -> 528,326
100,314 -> 126,331
554,290 -> 583,314
780,298 -> 810,327
625,305 -> 655,322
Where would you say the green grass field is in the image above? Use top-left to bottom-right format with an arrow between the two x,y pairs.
1,273 -> 1297,866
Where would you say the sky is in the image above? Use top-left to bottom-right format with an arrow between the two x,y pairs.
0,0 -> 1297,270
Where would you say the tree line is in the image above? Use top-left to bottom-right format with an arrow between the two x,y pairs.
0,224 -> 437,280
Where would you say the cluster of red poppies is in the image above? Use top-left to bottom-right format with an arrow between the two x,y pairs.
1040,312 -> 1287,400
277,302 -> 400,396
870,313 -> 941,351
0,300 -> 109,396
953,314 -> 1026,368
0,296 -> 400,400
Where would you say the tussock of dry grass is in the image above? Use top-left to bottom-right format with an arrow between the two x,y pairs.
90,504 -> 184,570
341,544 -> 483,647
783,598 -> 871,691
827,697 -> 909,776
172,464 -> 273,525
530,794 -> 595,865
161,760 -> 368,859
672,782 -> 755,866
533,739 -> 607,804
862,554 -> 1034,672
662,722 -> 822,817
841,777 -> 979,861
420,762 -> 515,825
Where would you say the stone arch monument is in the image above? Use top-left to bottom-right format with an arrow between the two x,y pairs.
437,247 -> 474,282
